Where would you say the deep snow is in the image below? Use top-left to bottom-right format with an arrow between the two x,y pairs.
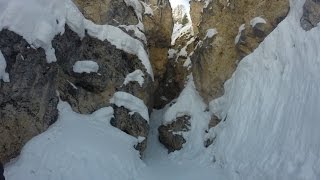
2,0 -> 320,179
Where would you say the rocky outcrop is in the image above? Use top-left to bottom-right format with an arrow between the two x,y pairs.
73,0 -> 138,25
143,0 -> 173,94
0,1 -> 156,163
0,30 -> 59,163
301,0 -> 320,31
189,0 -> 204,35
111,106 -> 149,154
158,115 -> 191,152
191,0 -> 290,102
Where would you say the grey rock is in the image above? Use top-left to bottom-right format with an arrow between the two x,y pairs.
158,115 -> 190,152
301,0 -> 320,31
0,29 -> 59,163
110,106 -> 149,154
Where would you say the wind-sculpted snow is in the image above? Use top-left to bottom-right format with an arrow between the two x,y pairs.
210,0 -> 320,179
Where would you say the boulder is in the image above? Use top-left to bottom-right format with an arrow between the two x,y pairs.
301,0 -> 320,31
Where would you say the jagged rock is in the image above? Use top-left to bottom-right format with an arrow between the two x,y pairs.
143,0 -> 173,93
110,106 -> 149,153
189,0 -> 205,35
191,0 -> 290,102
204,115 -> 220,147
301,0 -> 320,31
73,0 -> 138,25
53,26 -> 153,114
158,115 -> 191,152
0,30 -> 59,163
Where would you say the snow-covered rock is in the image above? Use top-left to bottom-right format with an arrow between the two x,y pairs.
73,60 -> 99,74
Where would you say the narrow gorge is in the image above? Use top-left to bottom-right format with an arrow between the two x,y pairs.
0,0 -> 320,179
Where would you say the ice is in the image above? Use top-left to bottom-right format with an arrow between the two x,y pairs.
73,60 -> 99,74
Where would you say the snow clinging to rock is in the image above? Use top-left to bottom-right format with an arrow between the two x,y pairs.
73,60 -> 99,74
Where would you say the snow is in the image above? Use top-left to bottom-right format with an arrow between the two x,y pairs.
171,23 -> 193,45
73,60 -> 99,74
209,0 -> 320,179
124,0 -> 143,21
110,91 -> 149,122
235,24 -> 245,44
250,16 -> 267,27
183,57 -> 191,69
0,51 -> 10,82
119,24 -> 147,44
205,28 -> 218,39
0,0 -> 154,80
140,1 -> 154,16
123,70 -> 145,87
168,49 -> 177,59
4,100 -> 145,180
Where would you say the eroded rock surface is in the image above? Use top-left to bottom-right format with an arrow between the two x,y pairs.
191,0 -> 290,102
158,115 -> 190,152
0,30 -> 59,163
301,0 -> 320,31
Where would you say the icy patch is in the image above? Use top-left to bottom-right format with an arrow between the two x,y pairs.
4,101 -> 145,180
205,28 -> 218,39
123,70 -> 145,87
235,24 -> 245,44
210,0 -> 320,179
110,91 -> 149,122
73,60 -> 99,74
0,51 -> 10,82
250,16 -> 267,27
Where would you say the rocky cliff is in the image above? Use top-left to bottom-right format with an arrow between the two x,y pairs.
190,0 -> 290,102
0,0 -> 173,163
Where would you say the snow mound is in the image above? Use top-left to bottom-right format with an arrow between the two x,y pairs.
110,91 -> 149,122
210,1 -> 320,179
4,101 -> 145,180
123,70 -> 145,87
73,60 -> 99,74
0,51 -> 10,82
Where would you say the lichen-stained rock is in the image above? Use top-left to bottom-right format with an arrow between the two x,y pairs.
73,0 -> 138,25
301,0 -> 320,31
158,115 -> 191,152
0,30 -> 59,163
191,0 -> 289,102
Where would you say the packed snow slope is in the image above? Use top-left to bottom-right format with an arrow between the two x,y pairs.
2,0 -> 320,179
210,0 -> 320,179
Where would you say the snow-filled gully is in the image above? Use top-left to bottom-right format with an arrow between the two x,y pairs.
2,0 -> 320,179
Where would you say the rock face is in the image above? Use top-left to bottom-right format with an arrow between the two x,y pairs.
111,106 -> 149,154
0,1 -> 155,163
191,0 -> 290,102
301,0 -> 320,31
158,115 -> 191,152
189,0 -> 204,35
73,0 -> 138,25
143,0 -> 173,93
0,30 -> 59,163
